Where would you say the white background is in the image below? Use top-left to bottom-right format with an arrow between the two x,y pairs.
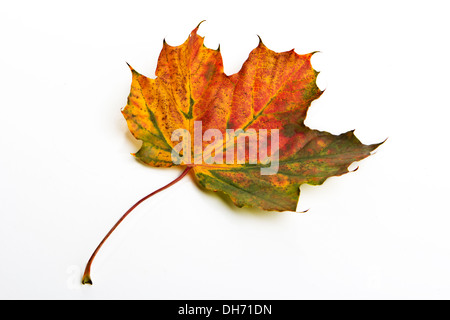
1,0 -> 449,299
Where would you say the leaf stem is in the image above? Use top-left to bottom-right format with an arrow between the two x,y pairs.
81,166 -> 193,285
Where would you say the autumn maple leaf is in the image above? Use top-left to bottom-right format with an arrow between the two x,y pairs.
122,23 -> 382,211
82,23 -> 382,284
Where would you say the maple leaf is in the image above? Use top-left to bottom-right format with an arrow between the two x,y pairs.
82,23 -> 382,284
122,23 -> 382,212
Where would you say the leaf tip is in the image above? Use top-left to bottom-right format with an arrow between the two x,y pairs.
196,20 -> 206,30
191,20 -> 206,37
256,34 -> 265,48
125,62 -> 134,71
369,137 -> 388,154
